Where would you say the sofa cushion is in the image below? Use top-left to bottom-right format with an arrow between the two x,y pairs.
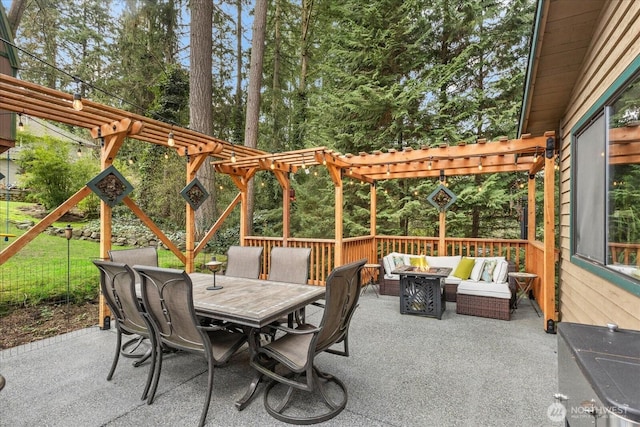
457,280 -> 512,299
444,276 -> 462,285
383,252 -> 405,276
425,255 -> 461,270
392,254 -> 407,268
452,256 -> 475,279
492,260 -> 509,283
470,259 -> 485,281
481,259 -> 497,281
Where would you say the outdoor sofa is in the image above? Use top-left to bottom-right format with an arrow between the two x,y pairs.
378,253 -> 516,320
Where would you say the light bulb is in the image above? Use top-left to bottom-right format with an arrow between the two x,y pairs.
167,132 -> 175,147
72,93 -> 83,111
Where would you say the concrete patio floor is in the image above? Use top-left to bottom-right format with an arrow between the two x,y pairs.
0,292 -> 561,426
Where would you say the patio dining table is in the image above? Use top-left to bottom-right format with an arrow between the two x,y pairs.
187,272 -> 325,409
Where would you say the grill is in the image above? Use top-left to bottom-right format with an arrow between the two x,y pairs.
556,322 -> 640,427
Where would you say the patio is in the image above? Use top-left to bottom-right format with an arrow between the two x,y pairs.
0,293 -> 560,426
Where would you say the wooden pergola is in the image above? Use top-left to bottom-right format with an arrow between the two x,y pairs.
0,73 -> 558,329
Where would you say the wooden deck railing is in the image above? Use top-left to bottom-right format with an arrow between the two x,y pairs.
609,242 -> 640,266
244,235 -> 529,285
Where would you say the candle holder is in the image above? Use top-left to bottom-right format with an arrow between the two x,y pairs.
205,256 -> 223,290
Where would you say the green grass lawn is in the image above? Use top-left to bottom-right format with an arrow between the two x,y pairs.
0,201 -> 222,310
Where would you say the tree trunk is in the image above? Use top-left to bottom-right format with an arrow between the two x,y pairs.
293,0 -> 312,148
244,0 -> 268,235
190,0 -> 215,238
234,0 -> 243,143
272,0 -> 282,148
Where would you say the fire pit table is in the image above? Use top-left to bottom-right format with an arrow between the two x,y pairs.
393,266 -> 452,319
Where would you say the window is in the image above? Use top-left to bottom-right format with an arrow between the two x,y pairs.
573,72 -> 640,282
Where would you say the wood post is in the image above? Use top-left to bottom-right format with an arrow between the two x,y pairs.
543,135 -> 556,331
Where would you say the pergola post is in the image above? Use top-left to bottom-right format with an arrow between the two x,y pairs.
185,154 -> 210,272
98,130 -> 128,329
439,212 -> 446,256
370,182 -> 377,261
543,135 -> 556,331
527,174 -> 536,243
326,165 -> 344,266
273,171 -> 290,246
526,173 -> 536,276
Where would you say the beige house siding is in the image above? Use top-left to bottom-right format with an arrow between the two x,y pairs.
558,1 -> 640,330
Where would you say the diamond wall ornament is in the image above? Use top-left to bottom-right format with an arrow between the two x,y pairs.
87,165 -> 133,207
181,178 -> 209,210
427,184 -> 457,212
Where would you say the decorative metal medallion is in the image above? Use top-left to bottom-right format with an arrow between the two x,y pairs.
181,178 -> 209,210
87,165 -> 134,207
427,184 -> 457,212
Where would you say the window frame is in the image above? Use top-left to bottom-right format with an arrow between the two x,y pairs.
570,56 -> 640,298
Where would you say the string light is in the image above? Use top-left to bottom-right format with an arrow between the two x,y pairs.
164,152 -> 169,159
270,159 -> 275,170
428,157 -> 432,170
167,131 -> 175,147
72,76 -> 83,111
230,145 -> 236,163
386,164 -> 390,176
76,146 -> 82,157
17,113 -> 24,131
322,154 -> 327,166
478,157 -> 483,170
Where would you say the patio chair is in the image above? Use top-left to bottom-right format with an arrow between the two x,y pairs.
267,247 -> 312,329
249,258 -> 366,424
109,246 -> 158,283
108,247 -> 158,358
133,265 -> 248,427
92,260 -> 157,401
224,245 -> 263,278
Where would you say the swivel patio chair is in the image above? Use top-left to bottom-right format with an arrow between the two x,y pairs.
224,245 -> 263,279
250,258 -> 366,424
92,260 -> 157,401
268,247 -> 312,329
133,265 -> 248,427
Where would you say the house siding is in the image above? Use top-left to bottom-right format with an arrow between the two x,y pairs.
559,1 -> 640,330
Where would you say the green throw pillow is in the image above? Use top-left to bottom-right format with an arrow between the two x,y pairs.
452,257 -> 475,279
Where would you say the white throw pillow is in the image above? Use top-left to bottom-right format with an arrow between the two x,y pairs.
470,259 -> 485,281
492,260 -> 509,283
